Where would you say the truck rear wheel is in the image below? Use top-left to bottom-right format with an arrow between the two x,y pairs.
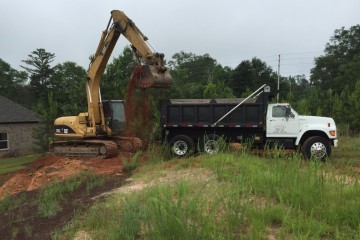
201,134 -> 220,154
170,135 -> 194,157
301,136 -> 331,161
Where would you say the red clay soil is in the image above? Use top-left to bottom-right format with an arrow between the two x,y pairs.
0,171 -> 131,240
0,154 -> 128,199
0,154 -> 138,239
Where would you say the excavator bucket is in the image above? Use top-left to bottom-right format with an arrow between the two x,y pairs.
132,65 -> 172,88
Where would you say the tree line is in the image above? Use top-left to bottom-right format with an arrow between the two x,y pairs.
0,25 -> 359,151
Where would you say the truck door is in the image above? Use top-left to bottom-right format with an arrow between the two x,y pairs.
266,105 -> 300,138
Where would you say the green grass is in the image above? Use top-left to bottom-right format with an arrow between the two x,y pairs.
37,170 -> 105,217
53,137 -> 360,239
0,154 -> 40,175
123,151 -> 142,173
331,136 -> 360,167
53,138 -> 360,239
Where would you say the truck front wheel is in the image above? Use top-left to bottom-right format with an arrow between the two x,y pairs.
170,135 -> 194,157
301,136 -> 331,161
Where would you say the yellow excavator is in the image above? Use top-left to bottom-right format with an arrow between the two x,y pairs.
50,10 -> 172,158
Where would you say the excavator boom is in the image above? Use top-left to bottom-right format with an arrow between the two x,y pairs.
110,10 -> 172,88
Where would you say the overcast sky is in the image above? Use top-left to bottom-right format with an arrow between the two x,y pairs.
1,0 -> 360,78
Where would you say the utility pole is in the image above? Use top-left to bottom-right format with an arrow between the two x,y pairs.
277,54 -> 280,102
290,79 -> 292,98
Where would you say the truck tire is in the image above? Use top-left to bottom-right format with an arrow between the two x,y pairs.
301,136 -> 331,161
201,134 -> 220,154
170,135 -> 194,157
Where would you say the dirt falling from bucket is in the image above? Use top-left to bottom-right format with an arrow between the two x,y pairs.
124,66 -> 153,145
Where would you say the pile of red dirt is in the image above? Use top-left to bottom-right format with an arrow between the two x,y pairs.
0,154 -> 128,199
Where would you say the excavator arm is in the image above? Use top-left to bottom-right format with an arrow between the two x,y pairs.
86,10 -> 172,136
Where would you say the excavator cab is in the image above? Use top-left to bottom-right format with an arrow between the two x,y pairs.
102,100 -> 127,136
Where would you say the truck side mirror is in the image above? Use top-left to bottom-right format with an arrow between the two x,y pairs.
285,106 -> 291,118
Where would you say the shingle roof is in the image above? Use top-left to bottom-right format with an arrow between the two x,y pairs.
0,95 -> 41,123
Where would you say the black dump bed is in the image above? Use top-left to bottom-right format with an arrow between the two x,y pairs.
160,91 -> 271,128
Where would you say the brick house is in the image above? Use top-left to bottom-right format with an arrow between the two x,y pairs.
0,95 -> 41,158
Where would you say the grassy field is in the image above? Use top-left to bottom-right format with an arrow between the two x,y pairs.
331,136 -> 360,168
0,155 -> 40,175
53,137 -> 360,240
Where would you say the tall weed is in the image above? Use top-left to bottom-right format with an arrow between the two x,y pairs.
123,151 -> 142,173
37,170 -> 104,217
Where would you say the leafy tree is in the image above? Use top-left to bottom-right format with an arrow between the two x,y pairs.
348,80 -> 360,132
295,98 -> 310,115
203,82 -> 234,98
334,85 -> 352,133
292,75 -> 311,97
230,57 -> 277,97
102,46 -> 137,100
32,93 -> 58,153
311,25 -> 360,93
49,61 -> 87,116
21,48 -> 55,102
309,25 -> 360,133
335,56 -> 360,89
0,58 -> 28,103
169,51 -> 227,98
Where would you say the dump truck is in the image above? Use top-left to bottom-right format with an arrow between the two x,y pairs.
160,85 -> 338,160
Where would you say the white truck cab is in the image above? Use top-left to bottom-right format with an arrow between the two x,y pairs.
266,103 -> 338,160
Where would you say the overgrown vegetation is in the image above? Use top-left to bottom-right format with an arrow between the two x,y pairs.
122,151 -> 142,173
37,170 -> 105,217
331,136 -> 360,167
54,137 -> 360,239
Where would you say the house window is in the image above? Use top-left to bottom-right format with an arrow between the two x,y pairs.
0,133 -> 8,150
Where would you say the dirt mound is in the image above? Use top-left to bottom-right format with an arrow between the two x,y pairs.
0,173 -> 131,240
27,154 -> 59,170
0,154 -> 127,199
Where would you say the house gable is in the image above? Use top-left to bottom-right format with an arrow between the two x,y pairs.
0,95 -> 41,123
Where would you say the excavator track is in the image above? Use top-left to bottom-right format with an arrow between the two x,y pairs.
50,140 -> 118,159
50,137 -> 143,159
